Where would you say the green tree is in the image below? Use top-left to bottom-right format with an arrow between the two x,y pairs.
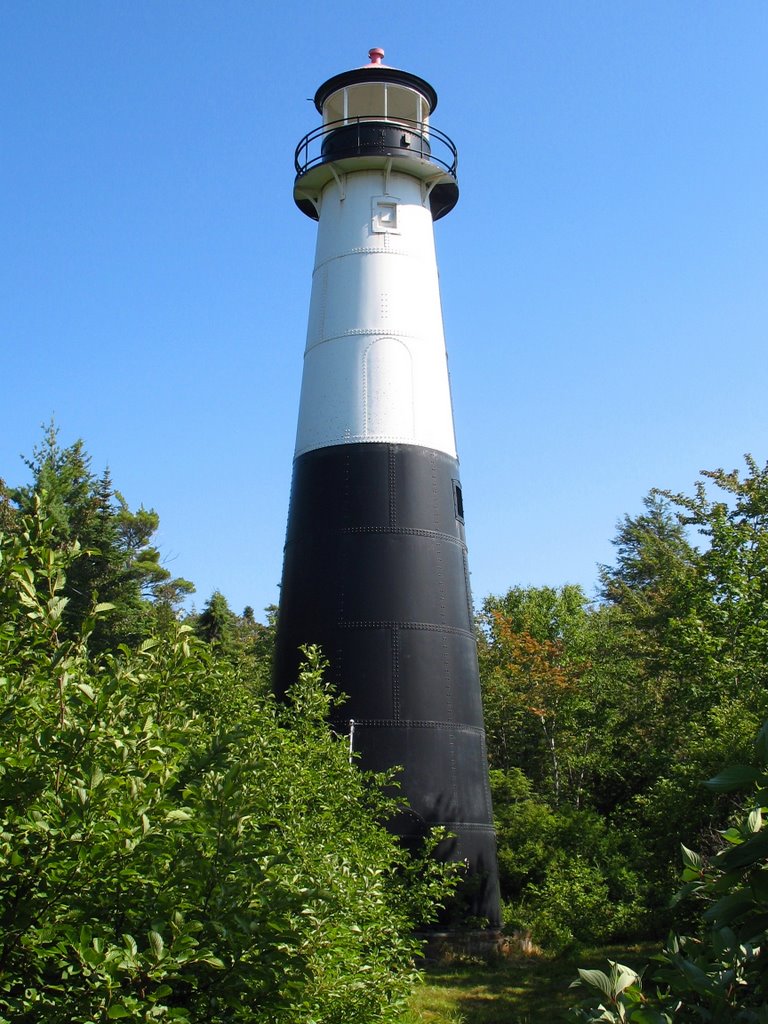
659,456 -> 768,718
8,422 -> 194,649
480,585 -> 639,810
231,603 -> 277,695
482,458 -> 768,946
571,717 -> 768,1022
195,589 -> 237,649
0,503 -> 454,1023
479,585 -> 590,797
490,769 -> 645,951
599,492 -> 697,640
192,595 -> 276,694
0,477 -> 17,534
479,588 -> 648,948
599,459 -> 768,749
602,460 -> 768,892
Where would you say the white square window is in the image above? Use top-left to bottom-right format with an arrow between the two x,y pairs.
372,199 -> 399,234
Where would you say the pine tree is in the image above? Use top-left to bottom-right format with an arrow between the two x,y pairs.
7,423 -> 194,650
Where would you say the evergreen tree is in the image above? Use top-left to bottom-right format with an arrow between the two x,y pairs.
193,595 -> 276,695
7,422 -> 194,650
196,590 -> 237,650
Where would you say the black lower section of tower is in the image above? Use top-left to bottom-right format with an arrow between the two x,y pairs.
273,442 -> 501,927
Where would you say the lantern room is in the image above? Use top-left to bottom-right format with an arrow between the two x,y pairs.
320,80 -> 430,127
294,48 -> 458,222
317,48 -> 435,128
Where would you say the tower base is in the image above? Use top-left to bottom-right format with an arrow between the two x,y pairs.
416,929 -> 535,963
274,441 -> 501,927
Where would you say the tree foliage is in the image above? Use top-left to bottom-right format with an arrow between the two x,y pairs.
480,457 -> 768,950
0,503 -> 454,1023
191,592 -> 276,697
7,423 -> 194,650
490,770 -> 645,951
6,420 -> 768,974
570,717 -> 768,1022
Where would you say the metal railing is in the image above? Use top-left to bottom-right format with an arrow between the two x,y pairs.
294,116 -> 458,179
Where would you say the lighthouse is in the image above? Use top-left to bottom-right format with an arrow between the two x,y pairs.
274,48 -> 501,927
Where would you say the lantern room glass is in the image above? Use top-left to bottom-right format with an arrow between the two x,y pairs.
322,83 -> 429,128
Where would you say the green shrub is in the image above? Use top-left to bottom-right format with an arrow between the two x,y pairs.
0,507 -> 454,1022
491,771 -> 646,951
570,719 -> 768,1021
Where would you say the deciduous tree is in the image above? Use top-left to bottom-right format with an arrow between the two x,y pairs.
0,503 -> 453,1022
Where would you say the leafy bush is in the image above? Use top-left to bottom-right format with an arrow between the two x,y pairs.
491,771 -> 646,951
570,718 -> 768,1021
0,506 -> 454,1022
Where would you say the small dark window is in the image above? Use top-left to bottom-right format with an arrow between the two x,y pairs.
453,480 -> 464,521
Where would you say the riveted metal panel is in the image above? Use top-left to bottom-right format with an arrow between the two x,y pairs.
397,628 -> 485,726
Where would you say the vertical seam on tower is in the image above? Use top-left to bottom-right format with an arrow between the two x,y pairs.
317,265 -> 327,344
442,627 -> 454,723
343,447 -> 351,529
463,550 -> 475,632
449,726 -> 459,827
432,451 -> 457,807
339,448 -> 351,624
362,340 -> 369,436
389,447 -> 399,721
392,627 -> 400,721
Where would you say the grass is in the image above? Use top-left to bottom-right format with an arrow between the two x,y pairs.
404,942 -> 658,1024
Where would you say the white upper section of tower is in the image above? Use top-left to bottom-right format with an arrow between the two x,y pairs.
294,169 -> 458,459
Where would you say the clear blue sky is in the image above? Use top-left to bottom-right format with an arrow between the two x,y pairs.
1,2 -> 766,619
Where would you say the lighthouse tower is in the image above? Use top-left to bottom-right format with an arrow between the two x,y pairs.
274,49 -> 501,926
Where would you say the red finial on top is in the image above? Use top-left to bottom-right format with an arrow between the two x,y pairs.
368,47 -> 385,65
